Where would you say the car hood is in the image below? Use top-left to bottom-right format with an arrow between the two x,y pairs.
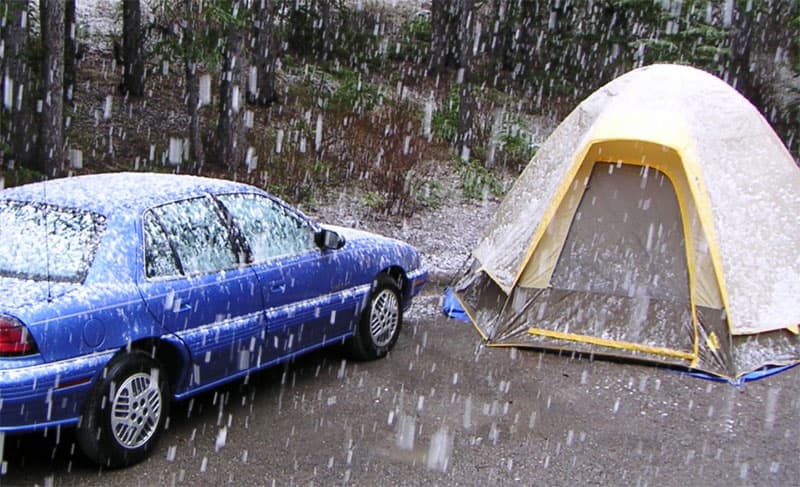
325,225 -> 396,245
0,276 -> 82,317
324,224 -> 423,271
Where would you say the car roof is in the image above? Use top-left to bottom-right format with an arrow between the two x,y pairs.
0,172 -> 261,215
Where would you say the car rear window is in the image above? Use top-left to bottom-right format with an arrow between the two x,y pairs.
0,200 -> 106,282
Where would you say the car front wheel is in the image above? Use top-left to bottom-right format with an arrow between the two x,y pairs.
346,274 -> 403,360
77,350 -> 170,468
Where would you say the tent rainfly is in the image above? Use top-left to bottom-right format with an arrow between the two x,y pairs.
449,64 -> 800,381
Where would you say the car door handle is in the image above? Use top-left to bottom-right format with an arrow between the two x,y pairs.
270,283 -> 286,294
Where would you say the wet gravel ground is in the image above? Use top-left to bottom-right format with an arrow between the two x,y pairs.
2,281 -> 799,486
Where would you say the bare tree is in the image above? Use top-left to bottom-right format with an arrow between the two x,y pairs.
215,0 -> 249,169
40,0 -> 65,174
64,0 -> 77,103
488,0 -> 515,82
729,6 -> 756,100
456,0 -> 475,161
182,0 -> 204,169
429,0 -> 460,73
318,0 -> 333,61
122,0 -> 145,96
1,1 -> 36,170
249,0 -> 278,106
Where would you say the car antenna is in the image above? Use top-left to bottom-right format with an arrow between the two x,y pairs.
43,166 -> 53,303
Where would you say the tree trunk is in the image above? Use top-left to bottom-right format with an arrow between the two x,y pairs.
456,0 -> 475,161
432,0 -> 469,73
1,1 -> 35,170
185,61 -> 204,170
215,1 -> 248,169
250,0 -> 278,106
40,0 -> 65,174
64,0 -> 76,103
488,0 -> 508,82
122,0 -> 145,97
519,0 -> 543,80
728,5 -> 756,105
183,0 -> 204,170
429,0 -> 450,73
318,0 -> 332,61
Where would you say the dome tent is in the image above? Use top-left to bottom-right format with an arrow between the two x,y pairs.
449,64 -> 800,381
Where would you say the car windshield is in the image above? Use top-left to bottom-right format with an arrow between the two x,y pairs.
0,200 -> 106,282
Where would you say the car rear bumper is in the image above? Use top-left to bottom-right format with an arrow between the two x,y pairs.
0,351 -> 115,434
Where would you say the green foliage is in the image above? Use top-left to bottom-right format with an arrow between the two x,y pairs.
499,128 -> 538,170
457,159 -> 504,200
333,6 -> 385,68
404,13 -> 432,42
500,0 -> 665,104
283,2 -> 384,69
412,179 -> 443,209
360,191 -> 386,210
328,68 -> 382,114
499,0 -> 766,106
791,14 -> 800,71
0,166 -> 45,188
638,4 -> 730,70
431,85 -> 460,143
150,0 -> 243,69
284,3 -> 321,57
310,158 -> 331,178
390,13 -> 432,62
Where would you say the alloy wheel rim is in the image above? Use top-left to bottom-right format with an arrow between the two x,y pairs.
110,371 -> 162,449
370,289 -> 399,347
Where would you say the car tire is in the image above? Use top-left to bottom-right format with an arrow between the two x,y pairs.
345,274 -> 403,361
77,351 -> 170,468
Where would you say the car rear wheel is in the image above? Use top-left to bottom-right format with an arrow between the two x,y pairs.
345,274 -> 403,361
77,351 -> 170,468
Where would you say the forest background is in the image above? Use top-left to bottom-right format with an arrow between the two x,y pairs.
1,0 -> 798,216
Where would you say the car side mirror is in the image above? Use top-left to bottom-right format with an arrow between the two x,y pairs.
315,229 -> 346,250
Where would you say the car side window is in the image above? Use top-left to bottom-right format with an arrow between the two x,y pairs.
143,212 -> 181,278
217,193 -> 316,262
145,196 -> 238,277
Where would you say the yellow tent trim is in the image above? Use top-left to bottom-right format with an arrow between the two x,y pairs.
527,327 -> 696,361
509,143 -> 594,292
706,331 -> 720,351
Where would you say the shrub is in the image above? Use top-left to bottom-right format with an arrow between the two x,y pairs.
457,159 -> 504,201
389,12 -> 432,63
431,85 -> 460,144
342,102 -> 433,215
328,68 -> 383,115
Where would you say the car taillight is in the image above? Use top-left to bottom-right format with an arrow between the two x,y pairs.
0,316 -> 39,356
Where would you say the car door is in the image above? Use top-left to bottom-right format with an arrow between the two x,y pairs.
136,195 -> 266,391
216,193 -> 360,361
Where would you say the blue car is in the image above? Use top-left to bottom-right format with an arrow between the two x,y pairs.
0,173 -> 427,467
